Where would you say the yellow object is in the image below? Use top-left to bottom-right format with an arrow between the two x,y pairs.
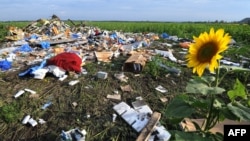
52,26 -> 59,35
186,28 -> 231,77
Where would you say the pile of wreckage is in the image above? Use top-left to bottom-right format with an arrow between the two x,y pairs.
1,15 -> 250,141
0,15 -> 190,78
1,15 -> 249,76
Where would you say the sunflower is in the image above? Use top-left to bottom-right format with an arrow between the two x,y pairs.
186,28 -> 231,77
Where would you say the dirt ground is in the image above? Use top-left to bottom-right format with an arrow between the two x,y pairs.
0,40 -> 249,141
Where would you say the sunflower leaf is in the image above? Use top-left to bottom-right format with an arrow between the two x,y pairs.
227,78 -> 247,101
165,98 -> 194,119
227,102 -> 250,121
186,83 -> 225,95
207,87 -> 225,95
189,75 -> 215,85
219,65 -> 250,72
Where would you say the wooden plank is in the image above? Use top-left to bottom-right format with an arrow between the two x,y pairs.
136,112 -> 161,141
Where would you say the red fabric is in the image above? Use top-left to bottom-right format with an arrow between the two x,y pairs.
47,52 -> 82,73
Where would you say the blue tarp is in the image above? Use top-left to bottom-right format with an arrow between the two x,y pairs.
19,60 -> 47,76
13,44 -> 33,53
40,41 -> 50,49
161,33 -> 169,39
0,60 -> 12,71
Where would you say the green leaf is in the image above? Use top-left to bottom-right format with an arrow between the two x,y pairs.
186,83 -> 209,94
208,87 -> 225,95
191,99 -> 210,110
219,65 -> 250,72
191,76 -> 213,84
165,98 -> 194,119
227,102 -> 250,121
213,99 -> 222,108
220,107 -> 238,121
186,83 -> 225,95
227,79 -> 247,101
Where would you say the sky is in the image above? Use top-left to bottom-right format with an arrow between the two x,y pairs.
0,0 -> 249,22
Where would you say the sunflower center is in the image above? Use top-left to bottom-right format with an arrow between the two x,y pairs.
197,42 -> 218,63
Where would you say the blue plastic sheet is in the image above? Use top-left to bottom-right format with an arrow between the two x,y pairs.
118,38 -> 126,44
41,101 -> 52,110
13,44 -> 33,53
161,33 -> 169,39
19,60 -> 47,76
40,41 -> 50,49
110,33 -> 117,40
0,60 -> 12,71
71,33 -> 80,39
24,34 -> 39,41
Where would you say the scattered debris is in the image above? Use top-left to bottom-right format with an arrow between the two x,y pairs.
22,115 -> 31,124
112,113 -> 117,122
72,102 -> 78,108
160,97 -> 168,103
113,101 -> 151,132
41,101 -> 52,110
113,99 -> 171,140
24,88 -> 36,94
14,90 -> 25,98
114,72 -> 128,82
136,112 -> 161,141
120,85 -> 133,92
107,94 -> 121,101
69,80 -> 80,86
38,118 -> 46,124
94,51 -> 113,62
28,118 -> 38,127
59,74 -> 68,81
155,85 -> 168,93
60,128 -> 87,141
21,115 -> 38,127
123,53 -> 147,73
97,71 -> 108,79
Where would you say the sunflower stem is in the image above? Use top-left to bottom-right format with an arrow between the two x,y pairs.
203,61 -> 221,132
215,61 -> 220,87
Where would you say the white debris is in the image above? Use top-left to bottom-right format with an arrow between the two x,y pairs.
69,80 -> 80,86
155,85 -> 168,93
14,90 -> 25,98
22,115 -> 31,124
97,71 -> 108,79
24,88 -> 36,94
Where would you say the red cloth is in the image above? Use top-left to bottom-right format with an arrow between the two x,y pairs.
47,52 -> 82,73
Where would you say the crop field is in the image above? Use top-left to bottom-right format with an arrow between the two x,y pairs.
0,20 -> 250,141
1,21 -> 250,42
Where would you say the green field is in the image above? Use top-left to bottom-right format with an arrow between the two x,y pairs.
1,21 -> 250,44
